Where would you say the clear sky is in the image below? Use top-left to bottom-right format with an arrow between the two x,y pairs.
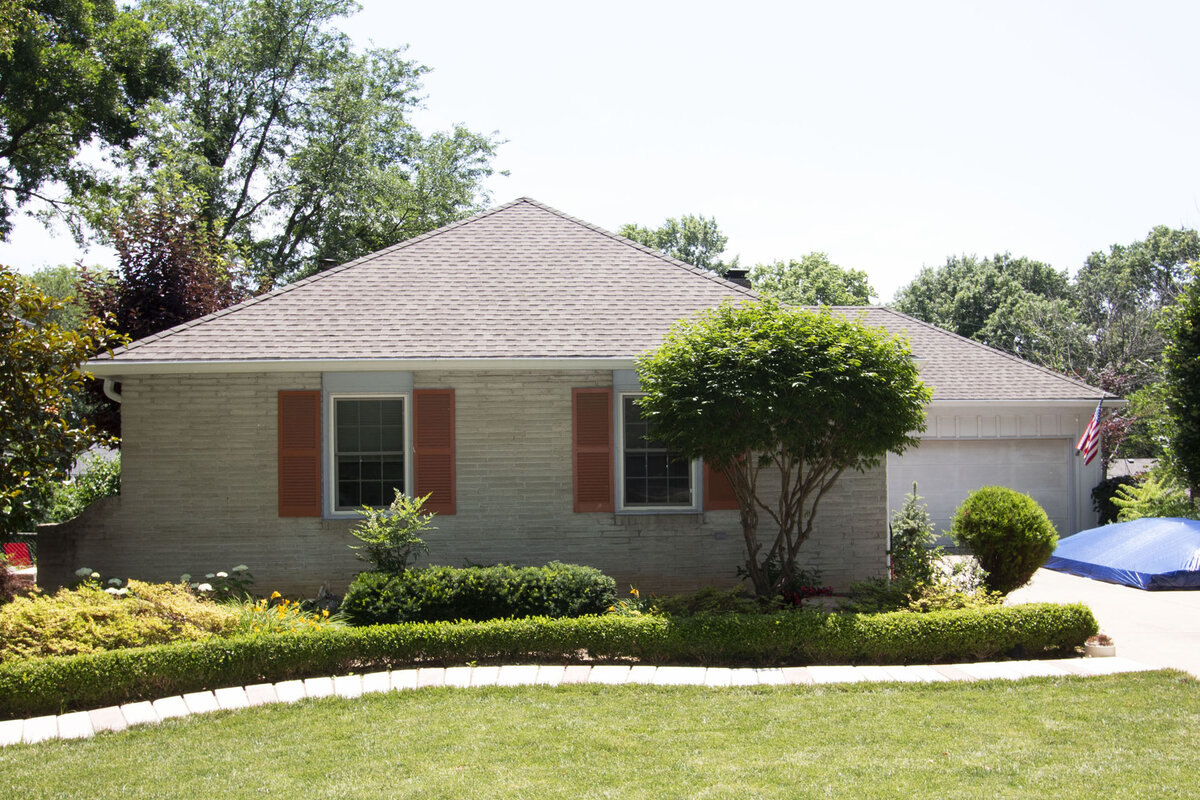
3,0 -> 1198,301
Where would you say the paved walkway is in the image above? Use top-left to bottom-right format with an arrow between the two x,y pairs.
1008,567 -> 1200,678
0,657 -> 1157,747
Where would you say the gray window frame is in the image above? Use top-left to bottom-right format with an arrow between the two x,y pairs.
616,392 -> 701,513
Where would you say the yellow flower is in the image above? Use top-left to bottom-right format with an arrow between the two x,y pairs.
630,587 -> 640,598
322,609 -> 330,618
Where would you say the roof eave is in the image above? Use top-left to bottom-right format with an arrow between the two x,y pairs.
87,356 -> 640,377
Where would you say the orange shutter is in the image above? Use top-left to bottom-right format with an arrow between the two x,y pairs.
704,460 -> 740,511
572,388 -> 613,512
278,390 -> 322,517
413,389 -> 456,515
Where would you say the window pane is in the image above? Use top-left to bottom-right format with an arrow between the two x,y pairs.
359,481 -> 383,508
622,395 -> 691,507
381,425 -> 404,451
336,425 -> 358,452
380,401 -> 405,425
335,397 -> 405,509
624,454 -> 642,479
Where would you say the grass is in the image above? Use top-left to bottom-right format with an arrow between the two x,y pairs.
4,671 -> 1198,799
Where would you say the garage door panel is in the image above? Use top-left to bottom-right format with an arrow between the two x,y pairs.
888,439 -> 1070,541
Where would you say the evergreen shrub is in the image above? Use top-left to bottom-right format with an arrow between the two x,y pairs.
0,603 -> 1097,720
950,486 -> 1057,594
340,562 -> 618,625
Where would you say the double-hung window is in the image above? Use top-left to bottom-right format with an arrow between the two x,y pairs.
618,394 -> 699,511
332,396 -> 408,511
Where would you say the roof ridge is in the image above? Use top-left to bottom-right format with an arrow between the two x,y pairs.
515,197 -> 760,299
870,306 -> 1112,398
110,200 -> 535,357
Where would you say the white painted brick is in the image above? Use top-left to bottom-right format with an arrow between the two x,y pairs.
153,696 -> 191,719
391,669 -> 419,691
182,692 -> 220,714
274,680 -> 307,704
0,718 -> 24,747
120,701 -> 159,727
245,684 -> 280,706
214,687 -> 250,710
361,671 -> 392,694
56,711 -> 94,740
46,370 -> 887,594
21,715 -> 58,745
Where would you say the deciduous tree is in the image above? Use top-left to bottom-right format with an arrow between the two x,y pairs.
748,253 -> 875,306
83,0 -> 501,283
0,265 -> 122,534
0,0 -> 175,235
636,301 -> 930,595
619,213 -> 735,274
80,174 -> 249,343
1162,262 -> 1200,500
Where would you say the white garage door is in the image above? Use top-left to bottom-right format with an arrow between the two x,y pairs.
887,439 -> 1072,543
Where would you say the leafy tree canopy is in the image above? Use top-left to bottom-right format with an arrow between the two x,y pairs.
1074,226 -> 1200,384
892,253 -> 1069,342
0,264 -> 123,534
619,213 -> 735,274
636,300 -> 930,595
748,252 -> 875,306
0,0 -> 175,236
1162,261 -> 1200,499
78,0 -> 502,284
20,264 -> 96,331
81,171 -> 249,344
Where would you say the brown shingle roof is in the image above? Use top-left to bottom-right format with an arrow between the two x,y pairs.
94,197 -> 1105,402
102,197 -> 754,362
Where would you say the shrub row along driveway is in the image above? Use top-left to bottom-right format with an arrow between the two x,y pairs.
1009,568 -> 1200,677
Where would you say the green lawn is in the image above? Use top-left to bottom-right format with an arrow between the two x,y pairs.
5,671 -> 1198,799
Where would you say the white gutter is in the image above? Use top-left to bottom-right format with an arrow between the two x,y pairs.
86,357 -> 638,377
928,398 -> 1129,408
102,379 -> 122,404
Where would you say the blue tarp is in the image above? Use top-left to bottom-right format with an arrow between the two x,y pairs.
1045,517 -> 1200,590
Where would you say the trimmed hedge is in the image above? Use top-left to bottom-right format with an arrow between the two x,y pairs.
0,603 -> 1097,720
340,562 -> 618,625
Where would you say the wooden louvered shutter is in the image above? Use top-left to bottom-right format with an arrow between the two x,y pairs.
413,389 -> 456,515
278,390 -> 321,517
572,388 -> 613,512
703,460 -> 740,511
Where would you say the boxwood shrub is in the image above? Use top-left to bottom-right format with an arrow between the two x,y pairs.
0,602 -> 1097,720
340,562 -> 618,625
951,486 -> 1058,594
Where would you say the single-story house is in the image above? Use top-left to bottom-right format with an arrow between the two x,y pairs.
38,198 -> 1109,595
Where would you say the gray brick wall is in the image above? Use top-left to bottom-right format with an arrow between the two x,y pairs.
39,370 -> 887,596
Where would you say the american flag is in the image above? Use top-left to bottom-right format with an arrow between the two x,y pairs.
1076,400 -> 1103,465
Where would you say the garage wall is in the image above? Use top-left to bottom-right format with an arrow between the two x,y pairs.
887,402 -> 1105,542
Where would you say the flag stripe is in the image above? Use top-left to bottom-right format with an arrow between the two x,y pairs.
1076,400 -> 1102,466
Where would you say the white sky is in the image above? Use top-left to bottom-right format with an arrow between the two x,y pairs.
3,0 -> 1199,301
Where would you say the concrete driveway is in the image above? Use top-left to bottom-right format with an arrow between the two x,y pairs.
1008,567 -> 1200,678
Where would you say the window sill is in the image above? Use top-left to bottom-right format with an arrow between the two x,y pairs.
614,508 -> 703,517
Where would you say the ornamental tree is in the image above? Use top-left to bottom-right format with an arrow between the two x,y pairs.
636,301 -> 930,595
0,264 -> 123,534
1162,262 -> 1200,501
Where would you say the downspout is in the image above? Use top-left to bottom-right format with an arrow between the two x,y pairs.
102,379 -> 123,404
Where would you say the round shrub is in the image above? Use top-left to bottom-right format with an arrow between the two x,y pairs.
950,486 -> 1058,595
